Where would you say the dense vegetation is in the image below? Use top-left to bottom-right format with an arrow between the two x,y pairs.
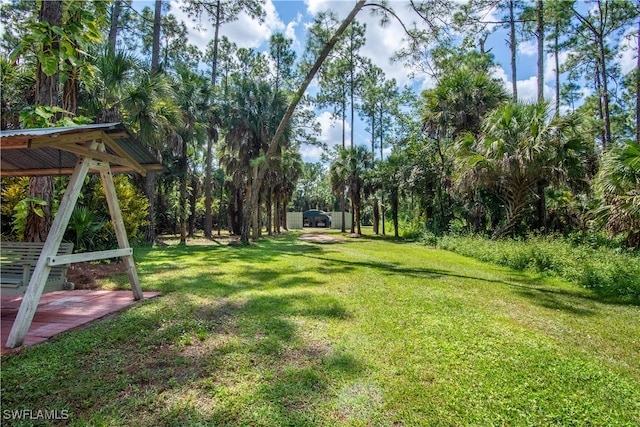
1,232 -> 639,425
1,0 -> 638,251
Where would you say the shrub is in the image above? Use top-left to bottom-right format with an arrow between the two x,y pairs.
437,234 -> 640,300
1,177 -> 28,240
91,175 -> 150,244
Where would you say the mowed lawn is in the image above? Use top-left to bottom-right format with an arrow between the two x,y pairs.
2,230 -> 639,426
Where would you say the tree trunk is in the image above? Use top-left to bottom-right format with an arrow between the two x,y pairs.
536,0 -> 544,103
493,181 -> 532,240
283,196 -> 290,230
62,5 -> 81,117
381,194 -> 386,235
554,24 -> 560,116
537,181 -> 546,232
205,0 -> 222,238
151,0 -> 162,73
217,181 -> 224,236
636,16 -> 639,145
24,177 -> 54,242
355,200 -> 362,235
598,36 -> 612,149
241,184 -> 252,244
536,0 -> 547,231
391,190 -> 398,238
350,62 -> 355,149
509,0 -> 518,101
179,155 -> 188,245
372,198 -> 379,234
379,107 -> 384,160
350,198 -> 356,234
273,196 -> 282,234
239,0 -> 366,243
145,172 -> 157,242
188,176 -> 198,238
265,2 -> 365,191
26,0 -> 62,243
595,66 -> 606,148
108,0 -> 122,51
266,186 -> 273,236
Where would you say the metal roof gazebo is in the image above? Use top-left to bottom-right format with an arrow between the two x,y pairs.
0,123 -> 163,348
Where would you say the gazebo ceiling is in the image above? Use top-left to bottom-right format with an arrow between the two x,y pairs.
0,123 -> 163,177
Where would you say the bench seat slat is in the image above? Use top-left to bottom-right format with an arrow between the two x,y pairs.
1,242 -> 74,295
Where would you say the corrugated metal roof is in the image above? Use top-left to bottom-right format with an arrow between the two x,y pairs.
0,123 -> 162,177
0,123 -> 118,138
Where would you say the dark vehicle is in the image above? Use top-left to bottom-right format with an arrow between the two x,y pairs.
303,210 -> 332,228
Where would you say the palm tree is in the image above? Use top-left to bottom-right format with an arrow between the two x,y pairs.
86,48 -> 181,243
422,65 -> 507,139
458,101 -> 587,239
172,66 -> 209,244
221,77 -> 290,243
330,146 -> 372,235
594,140 -> 640,246
376,153 -> 408,238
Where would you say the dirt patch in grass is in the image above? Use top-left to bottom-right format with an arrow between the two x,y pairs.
299,233 -> 345,244
67,261 -> 127,290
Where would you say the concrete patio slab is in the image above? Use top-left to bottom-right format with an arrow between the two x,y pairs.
1,290 -> 161,355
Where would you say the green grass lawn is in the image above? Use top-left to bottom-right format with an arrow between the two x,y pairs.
2,230 -> 639,426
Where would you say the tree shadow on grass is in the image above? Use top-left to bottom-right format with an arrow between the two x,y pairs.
0,281 -> 367,426
300,253 -> 618,316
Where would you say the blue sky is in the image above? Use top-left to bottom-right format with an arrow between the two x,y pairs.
144,0 -> 637,162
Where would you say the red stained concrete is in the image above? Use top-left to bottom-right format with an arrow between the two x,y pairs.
1,290 -> 161,355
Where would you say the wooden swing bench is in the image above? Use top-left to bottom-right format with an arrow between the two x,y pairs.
0,242 -> 75,296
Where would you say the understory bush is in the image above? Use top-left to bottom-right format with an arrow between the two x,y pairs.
437,234 -> 640,300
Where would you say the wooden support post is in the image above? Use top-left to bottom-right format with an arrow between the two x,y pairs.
97,164 -> 143,300
5,157 -> 92,348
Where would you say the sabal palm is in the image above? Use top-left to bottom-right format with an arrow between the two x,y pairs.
222,78 -> 290,241
330,145 -> 372,234
594,141 -> 640,246
422,66 -> 507,139
86,49 -> 181,242
459,101 -> 585,239
86,49 -> 181,143
172,66 -> 209,244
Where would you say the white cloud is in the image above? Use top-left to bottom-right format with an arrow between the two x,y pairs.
492,66 -> 554,102
544,51 -> 569,83
317,111 -> 350,148
170,0 -> 285,51
618,27 -> 638,75
221,0 -> 285,48
491,65 -> 512,94
516,76 -> 539,102
299,110 -> 352,162
518,39 -> 537,57
517,76 -> 555,103
304,0 -> 336,16
302,0 -> 426,88
285,13 -> 303,48
299,144 -> 326,163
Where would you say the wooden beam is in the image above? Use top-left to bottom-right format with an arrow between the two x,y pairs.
99,164 -> 143,300
47,248 -> 133,266
30,130 -> 105,148
0,137 -> 29,149
47,142 -> 140,171
0,164 -> 163,178
0,168 -> 77,177
106,131 -> 129,139
100,132 -> 147,176
5,157 -> 94,349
